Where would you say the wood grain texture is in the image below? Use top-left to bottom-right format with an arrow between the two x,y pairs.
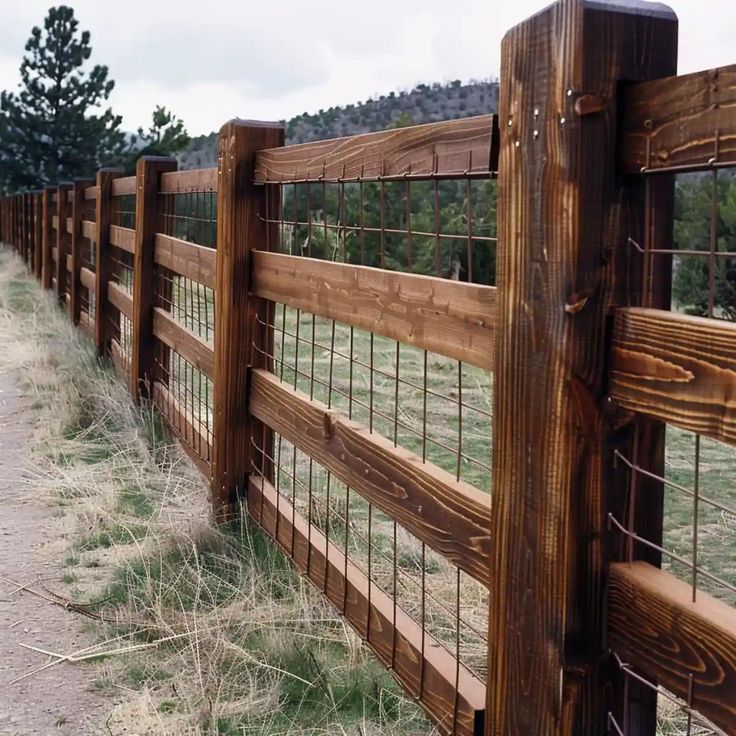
111,176 -> 136,196
84,185 -> 98,201
130,157 -> 177,398
70,180 -> 93,324
152,307 -> 214,379
622,63 -> 736,173
488,2 -> 678,735
251,251 -> 496,370
95,169 -> 124,356
610,307 -> 736,445
152,380 -> 211,473
110,337 -> 129,377
108,281 -> 133,320
255,115 -> 498,182
55,183 -> 71,302
608,562 -> 736,734
250,368 -> 492,586
154,234 -> 216,289
248,475 -> 486,736
160,167 -> 217,193
81,220 -> 96,240
80,266 -> 96,292
65,217 -> 72,235
212,120 -> 284,514
109,225 -> 136,254
33,193 -> 42,280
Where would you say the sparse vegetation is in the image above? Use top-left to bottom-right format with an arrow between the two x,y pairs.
0,250 -> 433,735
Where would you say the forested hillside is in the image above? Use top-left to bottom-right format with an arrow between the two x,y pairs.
179,79 -> 500,169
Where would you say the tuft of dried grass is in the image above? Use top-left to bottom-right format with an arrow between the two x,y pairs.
0,251 -> 434,734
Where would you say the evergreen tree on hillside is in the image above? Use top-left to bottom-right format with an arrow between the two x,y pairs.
673,174 -> 736,320
120,106 -> 191,173
0,6 -> 125,192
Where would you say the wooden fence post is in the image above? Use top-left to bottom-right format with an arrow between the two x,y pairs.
130,156 -> 177,399
487,2 -> 678,735
212,120 -> 284,518
70,180 -> 93,324
55,183 -> 72,303
94,168 -> 124,357
41,186 -> 55,289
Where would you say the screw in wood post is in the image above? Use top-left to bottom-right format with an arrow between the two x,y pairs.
212,119 -> 284,521
130,156 -> 177,400
487,2 -> 677,735
94,168 -> 124,358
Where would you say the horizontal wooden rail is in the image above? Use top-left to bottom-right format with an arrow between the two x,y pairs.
108,281 -> 133,320
608,562 -> 736,734
159,168 -> 218,193
249,368 -> 492,586
84,186 -> 98,201
110,337 -> 129,376
111,176 -> 136,196
621,63 -> 736,173
51,246 -> 58,263
610,307 -> 736,445
254,115 -> 498,182
251,251 -> 496,370
65,217 -> 72,235
109,225 -> 136,254
152,307 -> 215,379
248,475 -> 485,736
51,215 -> 58,230
81,220 -> 96,240
80,266 -> 95,292
65,254 -> 72,273
151,380 -> 211,474
154,234 -> 216,289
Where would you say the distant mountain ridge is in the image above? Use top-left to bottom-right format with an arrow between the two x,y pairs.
179,79 -> 500,170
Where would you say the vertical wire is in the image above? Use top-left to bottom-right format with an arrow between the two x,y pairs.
323,317 -> 337,594
406,178 -> 413,272
466,176 -> 473,283
626,422 -> 641,563
692,434 -> 701,603
457,361 -> 463,482
434,175 -> 441,277
307,182 -> 315,577
453,568 -> 461,732
420,348 -> 428,699
708,169 -> 718,318
391,343 -> 399,670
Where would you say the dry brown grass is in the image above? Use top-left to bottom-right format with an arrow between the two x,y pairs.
0,250 -> 434,735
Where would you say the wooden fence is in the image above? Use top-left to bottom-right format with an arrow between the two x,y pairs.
2,1 -> 736,734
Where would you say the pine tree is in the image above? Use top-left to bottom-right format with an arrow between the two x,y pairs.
0,6 -> 125,192
135,106 -> 190,159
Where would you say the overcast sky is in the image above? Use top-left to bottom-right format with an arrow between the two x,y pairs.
0,0 -> 734,136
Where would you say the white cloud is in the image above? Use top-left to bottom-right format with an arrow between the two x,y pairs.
0,0 -> 733,136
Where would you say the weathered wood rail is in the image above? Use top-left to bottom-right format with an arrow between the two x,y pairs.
2,2 -> 735,733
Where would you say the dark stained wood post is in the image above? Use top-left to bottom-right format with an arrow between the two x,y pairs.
22,193 -> 29,266
33,192 -> 43,279
55,183 -> 72,302
130,156 -> 177,399
41,186 -> 55,289
70,180 -> 93,324
94,168 -> 124,357
488,2 -> 678,735
212,120 -> 284,518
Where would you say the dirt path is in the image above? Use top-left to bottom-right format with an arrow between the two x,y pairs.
0,371 -> 109,736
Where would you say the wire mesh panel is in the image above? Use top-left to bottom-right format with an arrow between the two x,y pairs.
150,170 -> 217,469
247,124 -> 497,734
106,191 -> 136,375
607,166 -> 736,736
79,189 -> 97,329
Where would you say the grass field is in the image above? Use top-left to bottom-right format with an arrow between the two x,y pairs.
2,245 -> 732,734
